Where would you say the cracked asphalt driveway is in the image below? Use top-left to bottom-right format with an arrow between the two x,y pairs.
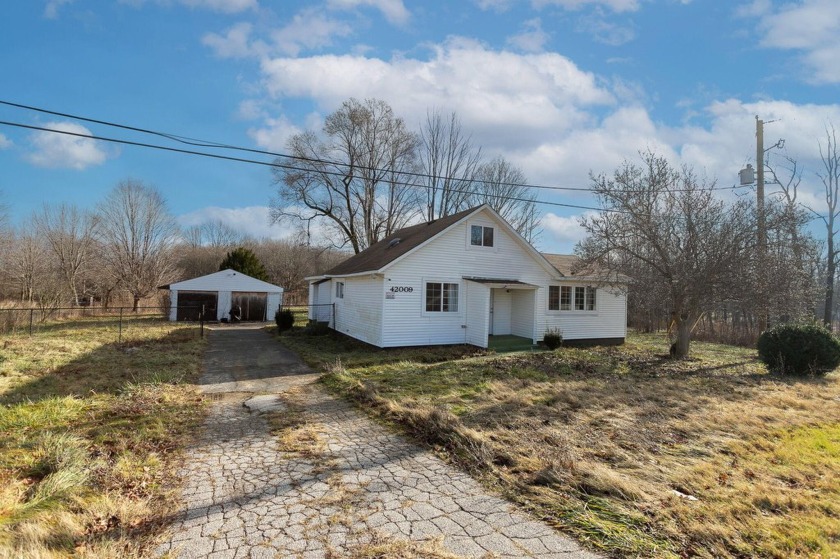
157,326 -> 599,559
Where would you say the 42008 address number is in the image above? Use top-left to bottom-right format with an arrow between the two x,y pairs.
389,286 -> 413,293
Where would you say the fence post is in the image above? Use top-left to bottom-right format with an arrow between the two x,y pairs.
118,307 -> 123,343
332,303 -> 335,328
29,309 -> 33,336
200,304 -> 204,338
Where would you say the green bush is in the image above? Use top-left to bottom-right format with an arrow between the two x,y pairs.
275,309 -> 295,334
757,323 -> 840,376
543,328 -> 563,350
303,320 -> 331,336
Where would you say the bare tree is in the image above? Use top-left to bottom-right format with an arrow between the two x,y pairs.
272,98 -> 421,253
475,156 -> 540,242
816,125 -> 840,329
7,225 -> 50,304
97,180 -> 180,311
419,110 -> 481,221
577,152 -> 755,358
33,203 -> 98,305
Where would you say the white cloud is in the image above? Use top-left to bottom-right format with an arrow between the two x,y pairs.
507,18 -> 550,53
533,0 -> 640,12
259,36 -> 614,152
326,0 -> 410,25
0,134 -> 11,149
749,0 -> 840,84
576,13 -> 635,45
203,22 -> 259,58
44,0 -> 74,19
177,205 -> 336,242
26,121 -> 111,170
540,212 -> 590,252
248,115 -> 302,151
178,206 -> 288,240
271,9 -> 354,56
120,0 -> 257,13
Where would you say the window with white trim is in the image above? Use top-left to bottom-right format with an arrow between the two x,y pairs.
425,282 -> 459,312
549,286 -> 572,310
470,225 -> 494,247
335,281 -> 344,299
550,286 -> 593,311
573,286 -> 596,311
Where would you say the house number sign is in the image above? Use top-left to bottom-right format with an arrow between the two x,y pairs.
389,286 -> 413,293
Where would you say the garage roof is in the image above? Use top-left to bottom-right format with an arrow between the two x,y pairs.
160,269 -> 284,293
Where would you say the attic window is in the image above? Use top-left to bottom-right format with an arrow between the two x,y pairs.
388,238 -> 402,248
470,225 -> 494,247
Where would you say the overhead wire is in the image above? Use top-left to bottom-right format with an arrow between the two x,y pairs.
0,120 -> 619,214
0,99 -> 751,195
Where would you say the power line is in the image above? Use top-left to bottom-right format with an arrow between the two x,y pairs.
0,99 -> 750,195
0,120 -> 622,214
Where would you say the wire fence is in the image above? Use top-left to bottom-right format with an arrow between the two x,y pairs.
0,305 -> 205,342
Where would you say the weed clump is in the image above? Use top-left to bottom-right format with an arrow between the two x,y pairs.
757,323 -> 840,376
274,309 -> 295,335
543,328 -> 563,350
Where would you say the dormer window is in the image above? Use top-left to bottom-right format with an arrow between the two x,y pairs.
470,225 -> 494,247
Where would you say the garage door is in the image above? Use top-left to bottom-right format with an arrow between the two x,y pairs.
231,292 -> 268,321
177,292 -> 218,321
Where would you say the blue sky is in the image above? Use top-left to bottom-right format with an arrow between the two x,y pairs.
2,0 -> 840,252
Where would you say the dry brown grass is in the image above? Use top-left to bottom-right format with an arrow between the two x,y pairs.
320,334 -> 840,558
0,319 -> 206,558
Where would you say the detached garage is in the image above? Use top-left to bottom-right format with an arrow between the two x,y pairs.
161,269 -> 284,322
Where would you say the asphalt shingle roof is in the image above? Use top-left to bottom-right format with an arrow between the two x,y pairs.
322,206 -> 480,276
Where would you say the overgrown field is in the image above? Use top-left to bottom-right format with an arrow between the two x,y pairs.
283,332 -> 840,558
0,318 -> 206,558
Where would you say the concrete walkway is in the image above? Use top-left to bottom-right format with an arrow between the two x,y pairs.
157,327 -> 599,559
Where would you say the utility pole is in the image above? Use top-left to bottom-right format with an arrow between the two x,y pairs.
756,116 -> 767,333
740,116 -> 782,334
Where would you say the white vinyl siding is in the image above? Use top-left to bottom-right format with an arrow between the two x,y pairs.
510,290 -> 535,339
313,206 -> 627,348
465,282 -> 490,347
543,285 -> 626,341
333,276 -> 383,346
382,215 -> 550,347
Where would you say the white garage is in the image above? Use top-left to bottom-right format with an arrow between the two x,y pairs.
162,269 -> 284,322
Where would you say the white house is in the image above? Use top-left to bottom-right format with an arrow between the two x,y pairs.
306,205 -> 626,348
162,269 -> 284,322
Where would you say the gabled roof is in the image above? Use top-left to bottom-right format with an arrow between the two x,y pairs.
161,269 -> 284,292
541,254 -> 582,276
321,206 -> 482,276
541,253 -> 628,283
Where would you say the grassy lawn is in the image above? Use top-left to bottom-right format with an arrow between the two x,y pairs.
0,317 -> 206,558
282,329 -> 840,558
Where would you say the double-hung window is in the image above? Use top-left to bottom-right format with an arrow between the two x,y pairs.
574,286 -> 596,311
335,281 -> 344,299
425,282 -> 459,312
470,225 -> 494,247
549,286 -> 573,311
550,285 -> 592,311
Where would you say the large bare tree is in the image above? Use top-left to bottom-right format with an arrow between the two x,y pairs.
577,152 -> 755,358
97,180 -> 180,311
32,203 -> 98,305
475,156 -> 540,242
272,98 -> 420,253
419,110 -> 481,221
816,125 -> 840,329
